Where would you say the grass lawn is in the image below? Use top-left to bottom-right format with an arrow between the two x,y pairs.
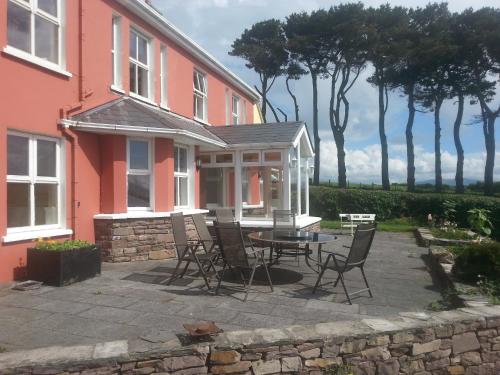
320,217 -> 419,232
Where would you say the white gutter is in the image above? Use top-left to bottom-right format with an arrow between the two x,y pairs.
119,0 -> 260,102
60,119 -> 227,148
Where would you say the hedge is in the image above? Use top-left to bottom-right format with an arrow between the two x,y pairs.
310,186 -> 500,240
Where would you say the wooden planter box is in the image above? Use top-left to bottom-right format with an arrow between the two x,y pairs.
27,246 -> 101,287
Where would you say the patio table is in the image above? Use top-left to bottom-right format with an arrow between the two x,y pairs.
247,231 -> 338,273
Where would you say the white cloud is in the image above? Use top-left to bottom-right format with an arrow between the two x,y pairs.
321,141 -> 500,183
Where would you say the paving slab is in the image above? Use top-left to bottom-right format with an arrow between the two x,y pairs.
0,232 -> 443,352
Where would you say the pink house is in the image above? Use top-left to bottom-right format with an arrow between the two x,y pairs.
0,0 -> 317,282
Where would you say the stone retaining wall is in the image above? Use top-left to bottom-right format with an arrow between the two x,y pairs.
2,306 -> 500,374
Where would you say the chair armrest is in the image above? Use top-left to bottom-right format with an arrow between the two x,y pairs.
246,247 -> 265,255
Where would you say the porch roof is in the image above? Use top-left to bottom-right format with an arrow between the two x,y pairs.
62,97 -> 313,153
63,97 -> 226,147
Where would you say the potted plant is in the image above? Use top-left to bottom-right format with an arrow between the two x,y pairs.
27,239 -> 101,287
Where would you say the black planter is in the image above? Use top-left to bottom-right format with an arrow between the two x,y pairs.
27,246 -> 101,287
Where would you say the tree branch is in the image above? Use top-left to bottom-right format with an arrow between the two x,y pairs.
277,107 -> 288,122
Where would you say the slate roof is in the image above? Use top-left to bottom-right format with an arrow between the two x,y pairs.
71,97 -> 224,145
208,122 -> 304,146
70,97 -> 307,149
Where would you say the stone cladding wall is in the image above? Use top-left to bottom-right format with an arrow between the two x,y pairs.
95,217 -> 321,263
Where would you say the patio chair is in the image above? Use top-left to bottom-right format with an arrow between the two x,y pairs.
166,212 -> 218,289
215,208 -> 235,223
312,223 -> 377,304
192,213 -> 221,263
272,210 -> 300,264
214,221 -> 273,302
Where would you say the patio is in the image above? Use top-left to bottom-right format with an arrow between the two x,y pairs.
0,231 -> 442,353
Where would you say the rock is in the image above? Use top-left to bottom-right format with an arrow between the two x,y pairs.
452,333 -> 480,355
461,352 -> 482,366
447,366 -> 465,375
171,367 -> 208,375
413,339 -> 442,355
305,358 -> 342,368
241,353 -> 261,361
149,250 -> 174,260
251,360 -> 281,375
367,335 -> 390,346
210,351 -> 241,365
361,347 -> 391,361
425,357 -> 450,371
392,332 -> 415,344
281,357 -> 302,372
464,364 -> 495,375
376,360 -> 400,375
211,361 -> 252,374
299,348 -> 320,359
163,355 -> 206,371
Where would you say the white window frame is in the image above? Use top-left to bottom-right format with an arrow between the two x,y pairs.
160,45 -> 168,108
232,95 -> 240,125
127,138 -> 153,211
174,144 -> 191,209
193,69 -> 208,122
6,131 -> 63,234
5,0 -> 67,72
129,28 -> 153,100
111,14 -> 122,90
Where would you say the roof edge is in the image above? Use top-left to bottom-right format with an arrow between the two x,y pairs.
119,0 -> 261,102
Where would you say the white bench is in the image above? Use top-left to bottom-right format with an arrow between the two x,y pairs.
339,213 -> 376,235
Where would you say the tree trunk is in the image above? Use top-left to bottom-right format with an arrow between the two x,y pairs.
484,114 -> 496,196
311,72 -> 320,185
405,84 -> 416,192
333,130 -> 347,188
261,76 -> 268,123
286,78 -> 300,121
453,94 -> 465,194
434,99 -> 443,192
378,80 -> 390,190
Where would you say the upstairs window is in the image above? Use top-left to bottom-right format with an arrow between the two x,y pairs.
129,29 -> 150,99
7,0 -> 62,65
111,15 -> 122,89
232,95 -> 240,125
7,132 -> 61,231
160,45 -> 168,107
127,139 -> 152,210
193,70 -> 207,121
174,145 -> 189,208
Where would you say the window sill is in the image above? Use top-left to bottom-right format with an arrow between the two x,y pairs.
110,85 -> 125,94
2,228 -> 74,244
129,92 -> 158,107
159,104 -> 170,111
2,46 -> 72,78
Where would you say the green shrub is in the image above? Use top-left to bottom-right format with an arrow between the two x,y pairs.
452,242 -> 500,283
309,186 -> 500,240
34,239 -> 93,251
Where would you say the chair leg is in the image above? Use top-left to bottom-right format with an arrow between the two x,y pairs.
260,252 -> 274,292
312,265 -> 327,294
191,252 -> 211,290
333,274 -> 341,287
166,259 -> 184,285
179,260 -> 191,279
216,263 -> 227,295
360,266 -> 373,298
244,261 -> 258,302
337,272 -> 352,305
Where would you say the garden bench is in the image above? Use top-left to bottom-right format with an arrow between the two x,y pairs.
339,213 -> 376,235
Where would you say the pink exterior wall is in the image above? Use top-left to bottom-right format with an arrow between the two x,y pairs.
0,0 -> 257,282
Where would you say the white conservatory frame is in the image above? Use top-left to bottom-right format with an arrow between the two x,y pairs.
199,126 -> 314,223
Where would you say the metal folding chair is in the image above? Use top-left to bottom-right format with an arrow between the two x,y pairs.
272,210 -> 300,264
166,212 -> 218,289
313,223 -> 377,304
214,221 -> 273,302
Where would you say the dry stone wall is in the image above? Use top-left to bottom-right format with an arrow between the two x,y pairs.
2,306 -> 500,375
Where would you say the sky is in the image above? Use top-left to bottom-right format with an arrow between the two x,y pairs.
152,0 -> 500,184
